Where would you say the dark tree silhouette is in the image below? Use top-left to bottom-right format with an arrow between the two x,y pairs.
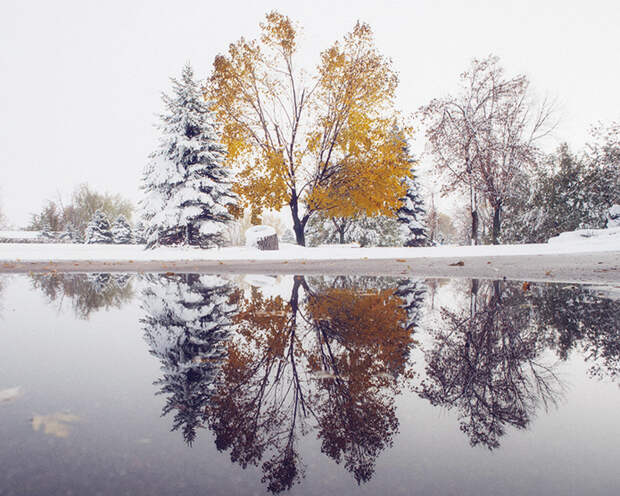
531,284 -> 620,382
419,280 -> 562,449
204,275 -> 417,492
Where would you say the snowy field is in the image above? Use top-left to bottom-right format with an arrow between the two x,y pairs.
0,227 -> 618,284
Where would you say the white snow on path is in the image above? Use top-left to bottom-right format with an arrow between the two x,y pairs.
0,236 -> 618,264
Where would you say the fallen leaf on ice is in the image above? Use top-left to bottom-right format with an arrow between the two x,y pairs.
0,386 -> 22,404
31,412 -> 80,438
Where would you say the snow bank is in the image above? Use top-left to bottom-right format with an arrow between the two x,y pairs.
0,236 -> 618,265
547,226 -> 620,245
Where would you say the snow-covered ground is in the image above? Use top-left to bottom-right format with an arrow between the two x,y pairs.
548,226 -> 620,244
0,226 -> 618,263
0,227 -> 618,284
0,230 -> 42,240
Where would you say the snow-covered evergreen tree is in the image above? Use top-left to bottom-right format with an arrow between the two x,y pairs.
141,63 -> 237,249
84,209 -> 112,244
503,141 -> 619,243
133,219 -> 147,244
141,273 -> 236,445
111,215 -> 133,244
59,222 -> 81,243
396,170 -> 428,247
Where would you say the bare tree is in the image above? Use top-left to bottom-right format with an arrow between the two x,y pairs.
420,55 -> 555,244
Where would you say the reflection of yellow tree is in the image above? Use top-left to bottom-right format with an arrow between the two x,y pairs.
207,278 -> 308,493
306,287 -> 412,483
419,280 -> 561,450
205,277 -> 417,493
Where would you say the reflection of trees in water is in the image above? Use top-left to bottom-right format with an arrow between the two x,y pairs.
531,285 -> 620,383
306,282 -> 414,484
207,278 -> 307,493
395,277 -> 426,332
30,272 -> 134,319
139,273 -> 620,489
204,275 -> 422,493
419,280 -> 562,450
141,274 -> 236,445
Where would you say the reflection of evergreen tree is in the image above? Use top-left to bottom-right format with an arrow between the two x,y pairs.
531,285 -> 620,382
420,280 -> 561,450
30,272 -> 134,319
395,277 -> 426,332
141,273 -> 236,445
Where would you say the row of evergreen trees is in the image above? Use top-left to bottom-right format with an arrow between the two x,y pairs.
82,211 -> 139,244
38,210 -> 139,244
140,64 -> 429,249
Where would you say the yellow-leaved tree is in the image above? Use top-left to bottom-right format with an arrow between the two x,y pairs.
206,11 -> 411,245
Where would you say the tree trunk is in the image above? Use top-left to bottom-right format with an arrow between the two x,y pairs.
338,221 -> 346,244
470,187 -> 479,246
491,202 -> 501,245
471,209 -> 479,246
289,191 -> 306,246
293,218 -> 305,246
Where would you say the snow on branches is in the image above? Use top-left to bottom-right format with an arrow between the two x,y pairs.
84,209 -> 112,244
141,63 -> 237,249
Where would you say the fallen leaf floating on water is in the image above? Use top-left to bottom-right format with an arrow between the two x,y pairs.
31,412 -> 80,438
449,261 -> 465,266
0,386 -> 22,404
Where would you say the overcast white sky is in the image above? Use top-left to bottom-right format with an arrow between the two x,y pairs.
1,0 -> 618,227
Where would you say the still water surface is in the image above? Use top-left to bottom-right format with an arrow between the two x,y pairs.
0,273 -> 619,495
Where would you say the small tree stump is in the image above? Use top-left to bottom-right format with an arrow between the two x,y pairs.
256,233 -> 279,250
245,225 -> 279,250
